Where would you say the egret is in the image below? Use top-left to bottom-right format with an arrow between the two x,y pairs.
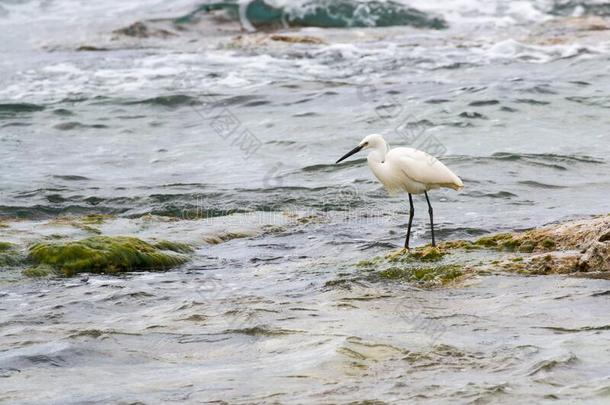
335,134 -> 463,249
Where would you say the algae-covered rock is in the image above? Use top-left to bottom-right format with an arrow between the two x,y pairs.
442,218 -> 607,254
22,264 -> 57,278
0,242 -> 25,267
357,215 -> 610,282
356,256 -> 384,268
510,254 -> 580,275
408,246 -> 446,262
269,34 -> 325,44
379,264 -> 463,285
516,216 -> 610,251
460,216 -> 609,277
473,233 -> 515,249
81,214 -> 114,225
0,242 -> 13,251
153,240 -> 194,254
112,22 -> 176,39
579,241 -> 610,273
28,236 -> 190,277
205,231 -> 254,244
354,245 -> 468,287
386,246 -> 446,263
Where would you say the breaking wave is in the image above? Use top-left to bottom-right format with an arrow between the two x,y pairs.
176,0 -> 447,30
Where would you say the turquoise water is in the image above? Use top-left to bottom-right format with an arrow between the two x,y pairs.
1,0 -> 610,403
177,0 -> 447,29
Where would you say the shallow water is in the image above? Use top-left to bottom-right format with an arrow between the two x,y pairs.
1,0 -> 610,403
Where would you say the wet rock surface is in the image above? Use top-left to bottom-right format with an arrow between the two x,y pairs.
356,215 -> 610,286
27,236 -> 191,277
1,214 -> 608,281
111,21 -> 177,39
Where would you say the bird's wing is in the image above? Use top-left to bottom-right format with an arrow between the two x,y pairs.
387,147 -> 463,190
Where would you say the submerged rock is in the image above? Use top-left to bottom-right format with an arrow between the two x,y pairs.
22,264 -> 56,278
356,246 -> 470,288
27,236 -> 190,277
152,240 -> 195,254
268,34 -> 326,44
378,264 -> 463,284
76,45 -> 109,52
112,22 -> 177,39
0,242 -> 25,267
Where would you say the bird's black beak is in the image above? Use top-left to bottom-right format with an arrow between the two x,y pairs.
336,145 -> 363,164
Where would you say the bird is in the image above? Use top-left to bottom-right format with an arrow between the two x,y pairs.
335,134 -> 463,249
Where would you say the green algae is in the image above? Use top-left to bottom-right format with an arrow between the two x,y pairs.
473,233 -> 522,251
496,252 -> 580,276
378,264 -> 463,284
80,225 -> 102,235
541,238 -> 556,250
378,267 -> 407,279
356,256 -> 384,268
467,232 -> 557,253
0,242 -> 25,267
474,233 -> 513,248
205,231 -> 253,244
408,246 -> 446,262
28,236 -> 190,277
517,240 -> 536,253
153,240 -> 194,254
81,214 -> 113,225
0,242 -> 13,252
22,264 -> 57,278
355,244 -> 467,287
500,238 -> 520,251
443,232 -> 537,253
441,240 -> 479,250
386,246 -> 447,263
357,217 -> 610,283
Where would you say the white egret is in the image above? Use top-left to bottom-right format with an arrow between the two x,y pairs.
335,134 -> 463,248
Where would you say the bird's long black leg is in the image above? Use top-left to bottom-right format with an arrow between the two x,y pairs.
424,191 -> 435,247
405,193 -> 414,249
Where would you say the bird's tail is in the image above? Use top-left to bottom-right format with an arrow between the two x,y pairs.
450,176 -> 464,191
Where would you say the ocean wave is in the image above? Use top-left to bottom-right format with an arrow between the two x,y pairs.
176,0 -> 447,30
551,1 -> 610,17
0,103 -> 45,119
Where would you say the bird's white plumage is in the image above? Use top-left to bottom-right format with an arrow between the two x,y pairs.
359,134 -> 463,195
335,133 -> 462,248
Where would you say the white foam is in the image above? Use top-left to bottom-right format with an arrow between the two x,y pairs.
228,0 -> 557,30
482,38 -> 607,63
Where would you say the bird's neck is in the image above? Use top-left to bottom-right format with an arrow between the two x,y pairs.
366,143 -> 387,165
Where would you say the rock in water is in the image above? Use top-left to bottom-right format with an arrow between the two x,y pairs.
353,215 -> 610,286
27,236 -> 191,277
